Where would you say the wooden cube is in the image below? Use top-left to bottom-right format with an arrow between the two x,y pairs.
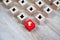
27,5 -> 36,15
35,0 -> 44,10
3,0 -> 13,8
51,0 -> 60,10
9,6 -> 19,16
24,19 -> 35,31
18,0 -> 28,6
43,6 -> 53,14
17,12 -> 27,23
35,13 -> 45,24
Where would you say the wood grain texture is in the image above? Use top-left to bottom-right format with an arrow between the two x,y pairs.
0,2 -> 60,40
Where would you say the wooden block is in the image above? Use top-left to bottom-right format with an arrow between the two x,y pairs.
17,12 -> 27,23
9,6 -> 19,16
35,0 -> 44,10
51,0 -> 60,10
18,0 -> 28,6
24,19 -> 35,31
43,6 -> 53,14
27,5 -> 36,15
3,0 -> 13,8
35,13 -> 45,24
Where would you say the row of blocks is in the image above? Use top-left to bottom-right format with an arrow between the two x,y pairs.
3,0 -> 60,10
3,0 -> 60,24
3,0 -> 60,31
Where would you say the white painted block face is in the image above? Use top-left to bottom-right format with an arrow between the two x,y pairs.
35,0 -> 44,7
17,12 -> 27,21
3,0 -> 12,5
44,6 -> 53,14
27,5 -> 36,13
35,13 -> 45,22
53,0 -> 60,7
19,0 -> 27,6
9,6 -> 19,15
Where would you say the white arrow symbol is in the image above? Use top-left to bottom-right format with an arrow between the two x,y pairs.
28,21 -> 32,26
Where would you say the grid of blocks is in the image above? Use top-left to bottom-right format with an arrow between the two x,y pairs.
3,0 -> 60,31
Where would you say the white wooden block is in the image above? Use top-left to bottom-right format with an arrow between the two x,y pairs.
53,0 -> 60,7
19,0 -> 27,6
51,0 -> 60,10
9,6 -> 19,15
3,0 -> 12,6
44,6 -> 53,14
17,12 -> 27,21
35,0 -> 44,7
27,5 -> 36,13
35,13 -> 45,24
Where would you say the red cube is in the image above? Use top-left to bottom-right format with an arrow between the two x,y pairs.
24,19 -> 35,31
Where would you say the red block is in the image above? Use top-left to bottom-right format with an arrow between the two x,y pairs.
24,19 -> 35,31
